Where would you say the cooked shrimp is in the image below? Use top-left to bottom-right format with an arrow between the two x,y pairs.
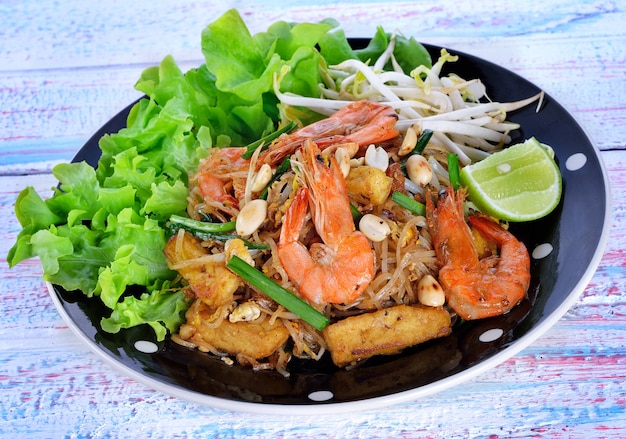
195,147 -> 248,209
278,139 -> 375,304
260,100 -> 399,166
426,187 -> 530,320
195,102 -> 398,208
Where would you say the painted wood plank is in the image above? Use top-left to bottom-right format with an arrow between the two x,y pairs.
1,339 -> 625,438
1,0 -> 622,71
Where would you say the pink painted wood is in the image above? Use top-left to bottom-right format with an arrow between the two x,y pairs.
1,1 -> 624,437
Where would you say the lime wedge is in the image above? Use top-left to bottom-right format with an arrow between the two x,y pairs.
459,137 -> 562,222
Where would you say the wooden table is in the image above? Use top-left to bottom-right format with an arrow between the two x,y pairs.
2,1 -> 624,437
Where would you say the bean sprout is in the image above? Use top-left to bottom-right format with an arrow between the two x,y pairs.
273,46 -> 544,159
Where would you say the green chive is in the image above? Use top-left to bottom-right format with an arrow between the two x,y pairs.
169,215 -> 235,233
392,191 -> 426,216
350,202 -> 363,222
241,122 -> 297,159
447,153 -> 460,190
410,129 -> 433,156
227,255 -> 330,331
188,230 -> 270,250
400,129 -> 434,175
168,215 -> 269,250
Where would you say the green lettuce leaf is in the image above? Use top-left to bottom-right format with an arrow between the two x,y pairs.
7,186 -> 64,267
319,25 -> 432,73
97,185 -> 137,215
13,186 -> 63,229
317,28 -> 357,65
101,284 -> 189,342
142,180 -> 188,221
32,223 -> 112,293
99,208 -> 174,283
354,26 -> 432,72
201,9 -> 277,102
46,162 -> 100,218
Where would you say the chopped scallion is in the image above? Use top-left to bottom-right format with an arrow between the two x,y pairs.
227,255 -> 330,331
448,153 -> 460,190
168,215 -> 235,233
400,129 -> 434,175
241,122 -> 297,159
392,191 -> 426,216
167,215 -> 269,250
350,202 -> 363,222
410,129 -> 433,156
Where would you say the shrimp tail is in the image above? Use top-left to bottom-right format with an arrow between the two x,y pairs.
468,215 -> 531,292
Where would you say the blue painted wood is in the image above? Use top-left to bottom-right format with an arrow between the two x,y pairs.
1,1 -> 625,437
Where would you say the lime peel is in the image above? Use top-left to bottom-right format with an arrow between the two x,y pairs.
459,137 -> 562,222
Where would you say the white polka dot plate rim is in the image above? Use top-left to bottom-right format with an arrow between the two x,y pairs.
46,40 -> 611,415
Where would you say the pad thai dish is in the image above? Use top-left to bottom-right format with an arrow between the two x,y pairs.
8,10 -> 559,377
165,46 -> 544,374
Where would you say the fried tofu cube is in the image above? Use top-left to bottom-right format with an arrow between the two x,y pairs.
323,304 -> 451,367
164,232 -> 241,308
345,166 -> 393,206
181,300 -> 290,360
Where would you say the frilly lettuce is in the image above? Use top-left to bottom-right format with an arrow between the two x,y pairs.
7,8 -> 431,341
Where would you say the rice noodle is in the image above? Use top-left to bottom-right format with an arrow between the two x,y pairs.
168,253 -> 225,271
170,44 -> 543,372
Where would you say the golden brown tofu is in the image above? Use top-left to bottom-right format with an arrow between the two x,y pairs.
180,300 -> 290,360
323,304 -> 451,367
164,232 -> 241,308
346,166 -> 393,206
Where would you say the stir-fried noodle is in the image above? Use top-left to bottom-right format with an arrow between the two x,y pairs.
167,46 -> 541,374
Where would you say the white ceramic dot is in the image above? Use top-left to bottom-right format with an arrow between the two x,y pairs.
134,340 -> 159,354
565,153 -> 587,171
532,243 -> 554,260
308,390 -> 334,402
479,328 -> 504,343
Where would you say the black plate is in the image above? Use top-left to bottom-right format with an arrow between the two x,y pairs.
48,42 -> 610,414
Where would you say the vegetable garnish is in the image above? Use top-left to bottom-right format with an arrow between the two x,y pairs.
226,255 -> 330,331
391,191 -> 426,216
410,129 -> 434,156
168,215 -> 236,233
400,129 -> 433,175
167,215 -> 269,250
241,122 -> 297,159
350,202 -> 363,222
459,137 -> 562,222
447,153 -> 461,190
